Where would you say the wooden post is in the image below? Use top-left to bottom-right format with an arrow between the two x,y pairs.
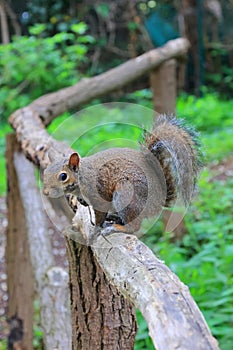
13,150 -> 72,350
6,134 -> 72,350
6,134 -> 34,350
150,60 -> 186,239
150,59 -> 177,115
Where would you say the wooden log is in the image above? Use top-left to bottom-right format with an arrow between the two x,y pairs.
13,147 -> 72,350
6,134 -> 34,350
9,38 -> 190,128
67,206 -> 220,350
93,232 -> 219,350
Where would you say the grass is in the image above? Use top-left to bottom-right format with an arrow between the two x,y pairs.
0,91 -> 233,349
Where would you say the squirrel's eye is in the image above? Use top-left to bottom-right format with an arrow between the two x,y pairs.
58,172 -> 68,182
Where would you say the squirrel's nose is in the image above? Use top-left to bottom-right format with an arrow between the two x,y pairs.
43,188 -> 49,196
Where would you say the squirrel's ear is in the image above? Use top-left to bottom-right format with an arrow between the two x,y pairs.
69,153 -> 80,171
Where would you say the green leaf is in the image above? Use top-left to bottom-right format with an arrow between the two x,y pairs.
29,24 -> 46,36
71,22 -> 87,35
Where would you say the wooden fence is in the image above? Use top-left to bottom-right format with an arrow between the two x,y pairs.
6,38 -> 219,350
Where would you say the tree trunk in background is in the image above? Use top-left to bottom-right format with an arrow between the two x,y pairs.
182,0 -> 201,93
6,134 -> 34,350
0,0 -> 10,43
66,238 -> 137,350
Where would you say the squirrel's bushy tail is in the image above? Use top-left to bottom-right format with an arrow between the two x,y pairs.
144,114 -> 202,206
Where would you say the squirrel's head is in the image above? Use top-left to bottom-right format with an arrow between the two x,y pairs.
43,153 -> 80,198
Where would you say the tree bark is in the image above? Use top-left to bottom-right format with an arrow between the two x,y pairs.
66,238 -> 137,350
6,134 -> 34,350
4,1 -> 21,36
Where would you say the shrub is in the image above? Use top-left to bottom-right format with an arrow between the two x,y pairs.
0,23 -> 94,122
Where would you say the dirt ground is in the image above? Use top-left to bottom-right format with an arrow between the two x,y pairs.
0,156 -> 233,341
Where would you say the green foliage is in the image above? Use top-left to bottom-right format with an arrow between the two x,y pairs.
0,24 -> 93,122
176,92 -> 233,161
0,339 -> 7,350
135,310 -> 154,349
26,0 -> 80,36
177,91 -> 233,132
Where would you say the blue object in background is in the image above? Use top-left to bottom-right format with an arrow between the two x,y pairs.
145,12 -> 179,47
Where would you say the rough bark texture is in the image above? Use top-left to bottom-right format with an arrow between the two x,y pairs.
66,238 -> 137,350
13,147 -> 72,350
9,108 -> 70,170
6,134 -> 34,350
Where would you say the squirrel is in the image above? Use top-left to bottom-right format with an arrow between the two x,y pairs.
43,114 -> 202,233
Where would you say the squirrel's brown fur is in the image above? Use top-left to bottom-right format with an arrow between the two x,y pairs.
43,114 -> 202,233
143,114 -> 201,206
